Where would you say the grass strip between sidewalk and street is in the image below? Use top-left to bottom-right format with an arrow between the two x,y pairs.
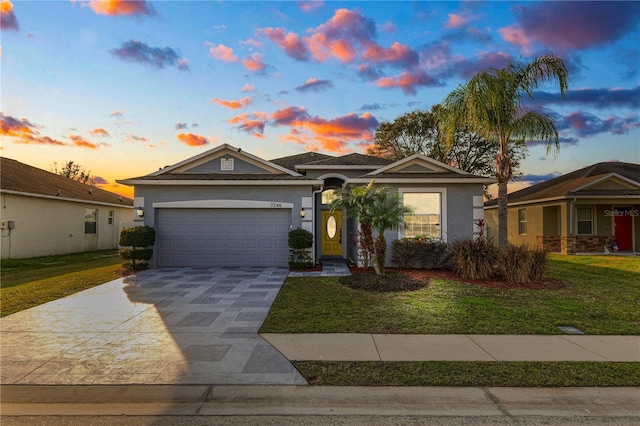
293,361 -> 640,387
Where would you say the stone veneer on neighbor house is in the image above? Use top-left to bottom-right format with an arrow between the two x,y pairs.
537,235 -> 618,254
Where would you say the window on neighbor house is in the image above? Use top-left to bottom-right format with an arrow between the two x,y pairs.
518,209 -> 527,235
84,208 -> 97,234
577,207 -> 593,235
108,210 -> 114,225
402,192 -> 441,239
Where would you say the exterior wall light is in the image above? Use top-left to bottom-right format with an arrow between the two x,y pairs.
136,207 -> 144,218
300,207 -> 306,218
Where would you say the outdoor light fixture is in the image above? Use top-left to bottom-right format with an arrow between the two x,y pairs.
300,207 -> 306,218
136,207 -> 144,218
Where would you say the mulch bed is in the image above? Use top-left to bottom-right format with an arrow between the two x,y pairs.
348,267 -> 565,290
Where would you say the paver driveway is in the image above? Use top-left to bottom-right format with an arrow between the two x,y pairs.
0,267 -> 307,385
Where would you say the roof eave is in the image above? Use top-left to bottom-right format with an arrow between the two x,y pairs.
116,179 -> 323,186
0,189 -> 133,208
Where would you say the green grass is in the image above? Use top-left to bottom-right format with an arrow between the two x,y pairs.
293,361 -> 640,387
1,250 -> 123,316
261,254 -> 640,335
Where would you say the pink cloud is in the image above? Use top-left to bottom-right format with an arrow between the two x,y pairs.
177,133 -> 209,147
70,135 -> 104,149
208,43 -> 238,62
1,113 -> 67,146
211,97 -> 251,109
242,52 -> 266,72
242,84 -> 256,92
299,1 -> 323,12
90,128 -> 110,137
499,25 -> 532,55
362,42 -> 418,67
270,106 -> 309,125
376,69 -> 438,95
84,0 -> 154,16
444,13 -> 467,29
259,27 -> 309,61
228,112 -> 267,136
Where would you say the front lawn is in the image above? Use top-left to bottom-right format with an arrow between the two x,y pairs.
261,254 -> 640,335
1,250 -> 123,317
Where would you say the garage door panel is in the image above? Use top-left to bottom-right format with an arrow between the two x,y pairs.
157,208 -> 291,267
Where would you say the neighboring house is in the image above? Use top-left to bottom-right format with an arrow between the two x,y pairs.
0,158 -> 134,259
118,144 -> 492,268
484,162 -> 640,254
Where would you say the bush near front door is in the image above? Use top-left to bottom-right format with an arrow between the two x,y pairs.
288,228 -> 313,269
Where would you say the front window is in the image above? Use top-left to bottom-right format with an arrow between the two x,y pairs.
84,208 -> 97,234
518,209 -> 527,235
403,192 -> 441,239
577,207 -> 593,235
322,189 -> 341,205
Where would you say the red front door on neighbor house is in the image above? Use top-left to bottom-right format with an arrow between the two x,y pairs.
614,208 -> 633,251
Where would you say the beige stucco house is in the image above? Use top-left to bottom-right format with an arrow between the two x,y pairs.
1,158 -> 133,259
484,162 -> 640,254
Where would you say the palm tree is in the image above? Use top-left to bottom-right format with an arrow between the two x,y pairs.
441,54 -> 569,248
330,181 -> 378,267
368,189 -> 412,277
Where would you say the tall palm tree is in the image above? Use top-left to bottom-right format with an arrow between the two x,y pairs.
368,189 -> 412,277
441,54 -> 569,248
330,181 -> 378,267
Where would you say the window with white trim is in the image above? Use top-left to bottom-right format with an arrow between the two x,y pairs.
577,207 -> 593,235
402,192 -> 441,239
84,208 -> 97,234
518,209 -> 527,235
108,210 -> 114,225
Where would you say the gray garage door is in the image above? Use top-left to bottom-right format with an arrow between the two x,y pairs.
157,208 -> 291,267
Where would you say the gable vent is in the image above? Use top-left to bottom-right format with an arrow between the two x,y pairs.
221,158 -> 234,171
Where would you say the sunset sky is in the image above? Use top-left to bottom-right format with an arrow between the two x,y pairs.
2,0 -> 639,198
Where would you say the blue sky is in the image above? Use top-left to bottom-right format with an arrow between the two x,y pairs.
2,0 -> 639,197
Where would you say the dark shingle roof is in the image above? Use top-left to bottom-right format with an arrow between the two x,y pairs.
365,172 -> 491,180
269,152 -> 333,172
301,153 -> 393,167
485,162 -> 640,206
1,157 -> 133,206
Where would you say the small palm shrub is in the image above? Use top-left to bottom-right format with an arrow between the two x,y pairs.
529,247 -> 548,281
450,237 -> 497,280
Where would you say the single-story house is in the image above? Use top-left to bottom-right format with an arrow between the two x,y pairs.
0,157 -> 134,259
117,144 -> 493,267
484,162 -> 640,254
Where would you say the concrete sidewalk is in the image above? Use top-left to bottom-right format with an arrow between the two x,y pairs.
2,385 -> 639,417
262,333 -> 640,362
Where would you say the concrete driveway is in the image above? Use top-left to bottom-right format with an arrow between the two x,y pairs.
0,267 -> 307,385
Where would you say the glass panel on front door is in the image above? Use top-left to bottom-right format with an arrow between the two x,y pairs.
321,210 -> 342,256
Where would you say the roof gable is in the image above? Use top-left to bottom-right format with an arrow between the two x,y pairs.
152,144 -> 301,177
485,162 -> 640,206
0,157 -> 133,206
367,154 -> 471,176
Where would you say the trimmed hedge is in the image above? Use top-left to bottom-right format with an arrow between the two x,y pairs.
391,238 -> 450,269
288,228 -> 313,269
119,226 -> 156,271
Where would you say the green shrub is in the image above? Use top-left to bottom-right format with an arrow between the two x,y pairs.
119,226 -> 156,271
529,247 -> 548,281
392,238 -> 450,269
288,228 -> 313,269
450,237 -> 497,280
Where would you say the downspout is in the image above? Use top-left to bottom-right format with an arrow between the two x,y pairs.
312,185 -> 324,264
569,198 -> 576,235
